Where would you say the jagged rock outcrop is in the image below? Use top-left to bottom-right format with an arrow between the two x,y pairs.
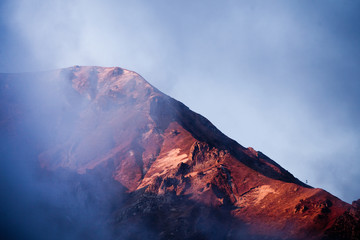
323,199 -> 360,240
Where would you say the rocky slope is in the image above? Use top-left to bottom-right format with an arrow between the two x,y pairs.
0,66 -> 359,240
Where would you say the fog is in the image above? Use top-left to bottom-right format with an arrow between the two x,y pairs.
0,68 -> 267,240
0,0 -> 359,205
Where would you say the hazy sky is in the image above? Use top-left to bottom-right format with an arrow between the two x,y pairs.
1,0 -> 359,203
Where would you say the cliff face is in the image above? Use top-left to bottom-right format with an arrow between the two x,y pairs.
0,66 -> 358,240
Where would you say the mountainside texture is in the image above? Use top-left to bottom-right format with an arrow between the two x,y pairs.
0,66 -> 359,240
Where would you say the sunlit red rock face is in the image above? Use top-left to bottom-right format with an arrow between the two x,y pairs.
0,66 -> 359,240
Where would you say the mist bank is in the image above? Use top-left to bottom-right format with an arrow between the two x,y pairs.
0,67 -> 271,240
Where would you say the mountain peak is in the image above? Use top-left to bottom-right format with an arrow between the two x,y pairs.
1,66 -> 358,240
60,65 -> 158,101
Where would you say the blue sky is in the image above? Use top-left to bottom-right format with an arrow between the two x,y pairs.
1,0 -> 360,203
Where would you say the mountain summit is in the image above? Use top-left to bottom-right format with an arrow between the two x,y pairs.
0,66 -> 359,240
